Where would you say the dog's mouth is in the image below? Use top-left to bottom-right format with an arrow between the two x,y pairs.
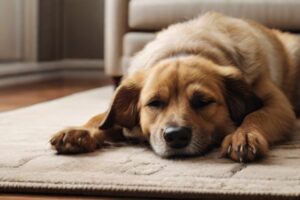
149,130 -> 212,158
155,147 -> 204,158
150,144 -> 209,158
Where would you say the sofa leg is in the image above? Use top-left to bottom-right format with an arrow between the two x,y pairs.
112,76 -> 122,88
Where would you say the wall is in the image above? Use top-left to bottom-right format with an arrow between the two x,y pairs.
0,0 -> 21,61
63,0 -> 104,59
38,0 -> 104,61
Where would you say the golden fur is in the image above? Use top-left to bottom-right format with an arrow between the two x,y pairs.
50,13 -> 299,162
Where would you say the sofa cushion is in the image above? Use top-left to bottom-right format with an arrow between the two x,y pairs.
129,0 -> 300,31
122,32 -> 156,72
123,32 -> 156,57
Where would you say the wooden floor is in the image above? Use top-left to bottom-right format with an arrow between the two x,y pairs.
0,194 -> 149,200
0,77 -> 112,112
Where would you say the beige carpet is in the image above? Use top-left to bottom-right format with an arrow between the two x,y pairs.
0,86 -> 300,199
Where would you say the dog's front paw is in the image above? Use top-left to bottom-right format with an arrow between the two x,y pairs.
220,128 -> 269,162
50,127 -> 98,154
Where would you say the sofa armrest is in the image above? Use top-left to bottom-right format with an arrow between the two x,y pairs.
105,0 -> 129,76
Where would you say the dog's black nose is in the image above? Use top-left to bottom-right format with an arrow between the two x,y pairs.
164,126 -> 192,149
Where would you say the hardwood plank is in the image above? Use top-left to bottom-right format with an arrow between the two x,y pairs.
0,76 -> 112,112
0,194 -> 145,200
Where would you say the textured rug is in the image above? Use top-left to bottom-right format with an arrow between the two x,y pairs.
0,86 -> 300,199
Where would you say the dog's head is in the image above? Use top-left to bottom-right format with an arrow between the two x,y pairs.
100,56 -> 262,157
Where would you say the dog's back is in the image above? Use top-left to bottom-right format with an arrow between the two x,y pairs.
129,12 -> 300,110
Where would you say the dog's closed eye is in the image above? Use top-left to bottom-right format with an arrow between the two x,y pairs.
147,99 -> 165,109
190,93 -> 215,109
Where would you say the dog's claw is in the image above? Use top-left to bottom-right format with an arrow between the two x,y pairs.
227,145 -> 232,155
50,138 -> 55,145
240,145 -> 244,154
250,145 -> 257,156
253,147 -> 257,155
239,157 -> 243,163
62,133 -> 68,143
78,137 -> 82,145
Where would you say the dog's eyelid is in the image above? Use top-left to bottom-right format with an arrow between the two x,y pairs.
191,92 -> 213,100
146,98 -> 165,108
190,93 -> 215,109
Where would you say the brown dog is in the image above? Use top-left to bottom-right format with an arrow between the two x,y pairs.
50,13 -> 299,162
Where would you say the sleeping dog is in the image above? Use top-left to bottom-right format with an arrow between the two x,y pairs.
50,13 -> 299,162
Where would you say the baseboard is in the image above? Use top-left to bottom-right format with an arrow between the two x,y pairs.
0,59 -> 105,87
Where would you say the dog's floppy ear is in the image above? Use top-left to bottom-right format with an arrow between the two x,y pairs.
218,67 -> 263,126
99,71 -> 145,130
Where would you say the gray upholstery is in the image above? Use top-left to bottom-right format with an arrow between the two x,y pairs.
129,0 -> 300,31
105,0 -> 300,76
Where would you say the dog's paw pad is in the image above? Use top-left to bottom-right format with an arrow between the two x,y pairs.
50,128 -> 97,154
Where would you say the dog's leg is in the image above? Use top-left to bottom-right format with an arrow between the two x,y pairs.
50,113 -> 123,154
220,79 -> 296,162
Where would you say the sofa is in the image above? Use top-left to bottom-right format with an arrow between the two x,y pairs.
104,0 -> 300,82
